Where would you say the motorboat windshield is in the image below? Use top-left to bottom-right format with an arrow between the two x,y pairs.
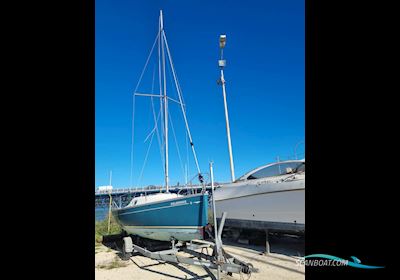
236,160 -> 305,182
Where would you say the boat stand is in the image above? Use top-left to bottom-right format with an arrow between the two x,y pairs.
120,213 -> 257,278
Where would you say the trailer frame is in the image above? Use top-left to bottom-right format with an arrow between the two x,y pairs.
119,213 -> 258,278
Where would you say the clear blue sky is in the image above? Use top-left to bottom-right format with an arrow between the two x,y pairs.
95,0 -> 304,188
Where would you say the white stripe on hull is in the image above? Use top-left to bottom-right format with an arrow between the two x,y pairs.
123,226 -> 202,241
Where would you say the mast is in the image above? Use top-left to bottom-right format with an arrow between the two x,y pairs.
218,35 -> 236,182
134,11 -> 204,190
160,10 -> 169,192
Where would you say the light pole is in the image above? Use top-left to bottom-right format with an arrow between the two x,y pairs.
218,35 -> 236,182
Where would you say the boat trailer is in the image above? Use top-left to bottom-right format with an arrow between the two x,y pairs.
119,212 -> 258,278
114,163 -> 258,279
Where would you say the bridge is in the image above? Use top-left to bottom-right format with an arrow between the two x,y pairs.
95,185 -> 213,208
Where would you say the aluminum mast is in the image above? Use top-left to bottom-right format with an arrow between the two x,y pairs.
160,10 -> 169,192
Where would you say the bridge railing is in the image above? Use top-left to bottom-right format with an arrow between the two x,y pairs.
95,184 -> 209,195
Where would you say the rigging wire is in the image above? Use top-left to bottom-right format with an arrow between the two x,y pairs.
168,110 -> 186,181
162,31 -> 203,183
185,129 -> 190,186
129,94 -> 136,187
165,57 -> 187,182
133,32 -> 160,94
143,111 -> 161,143
130,32 -> 160,188
138,62 -> 166,186
151,101 -> 165,172
138,122 -> 157,186
150,64 -> 165,172
131,25 -> 208,188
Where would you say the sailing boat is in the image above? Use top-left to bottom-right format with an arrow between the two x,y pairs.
112,11 -> 208,242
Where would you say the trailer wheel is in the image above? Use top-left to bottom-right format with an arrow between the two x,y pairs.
121,237 -> 133,260
241,263 -> 253,274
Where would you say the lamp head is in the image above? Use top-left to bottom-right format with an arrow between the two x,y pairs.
219,35 -> 226,49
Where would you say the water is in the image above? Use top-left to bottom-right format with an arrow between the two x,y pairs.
95,206 -> 109,221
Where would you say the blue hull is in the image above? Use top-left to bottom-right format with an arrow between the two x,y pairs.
112,193 -> 208,241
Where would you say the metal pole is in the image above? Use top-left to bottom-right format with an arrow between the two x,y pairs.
265,229 -> 270,255
107,192 -> 112,234
217,212 -> 227,243
210,162 -> 220,247
160,10 -> 169,192
209,162 -> 221,280
219,36 -> 235,182
277,156 -> 281,174
107,171 -> 113,234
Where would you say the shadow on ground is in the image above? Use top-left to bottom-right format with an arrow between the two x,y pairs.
100,238 -> 216,280
99,232 -> 304,278
222,234 -> 304,257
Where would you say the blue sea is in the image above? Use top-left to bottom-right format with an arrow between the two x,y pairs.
95,206 -> 109,221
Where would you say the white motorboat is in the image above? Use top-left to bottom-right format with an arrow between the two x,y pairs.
213,159 -> 305,233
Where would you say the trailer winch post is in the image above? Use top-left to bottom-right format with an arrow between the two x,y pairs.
209,162 -> 221,279
217,212 -> 227,245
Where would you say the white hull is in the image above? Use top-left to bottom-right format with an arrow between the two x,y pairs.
213,174 -> 305,231
122,226 -> 203,241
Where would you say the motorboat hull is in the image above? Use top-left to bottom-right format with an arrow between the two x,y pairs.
214,177 -> 305,233
112,193 -> 208,241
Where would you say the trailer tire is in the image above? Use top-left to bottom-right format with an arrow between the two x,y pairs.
121,237 -> 133,260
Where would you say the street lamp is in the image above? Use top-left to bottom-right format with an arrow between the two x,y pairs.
219,34 -> 226,48
218,35 -> 226,67
217,34 -> 235,182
